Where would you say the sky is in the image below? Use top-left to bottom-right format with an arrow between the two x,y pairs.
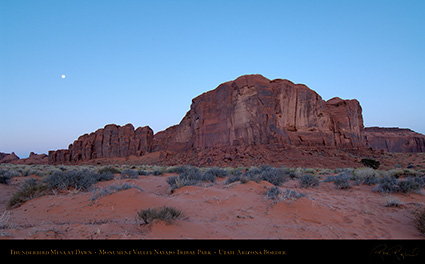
1,0 -> 425,158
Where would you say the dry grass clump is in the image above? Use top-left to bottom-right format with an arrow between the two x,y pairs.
137,206 -> 182,225
265,187 -> 306,202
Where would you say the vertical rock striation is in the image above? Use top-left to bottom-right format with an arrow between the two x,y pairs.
48,74 -> 368,165
49,124 -> 153,164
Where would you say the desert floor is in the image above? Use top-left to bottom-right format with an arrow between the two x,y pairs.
1,170 -> 424,239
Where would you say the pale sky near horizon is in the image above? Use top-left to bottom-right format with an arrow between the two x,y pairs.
1,0 -> 425,158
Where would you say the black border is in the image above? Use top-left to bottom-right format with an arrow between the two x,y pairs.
1,239 -> 425,262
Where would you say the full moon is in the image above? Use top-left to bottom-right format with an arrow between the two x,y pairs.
61,74 -> 66,79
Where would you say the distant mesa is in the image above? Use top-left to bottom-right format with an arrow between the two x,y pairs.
365,127 -> 425,153
4,74 -> 424,167
0,152 -> 48,165
0,152 -> 19,163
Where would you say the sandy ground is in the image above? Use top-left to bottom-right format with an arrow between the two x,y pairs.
1,173 -> 424,239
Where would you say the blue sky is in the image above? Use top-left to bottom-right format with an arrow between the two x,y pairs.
1,0 -> 424,158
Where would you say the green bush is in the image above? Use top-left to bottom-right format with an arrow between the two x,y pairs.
137,206 -> 181,225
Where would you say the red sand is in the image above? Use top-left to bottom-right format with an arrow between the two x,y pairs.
1,174 -> 424,239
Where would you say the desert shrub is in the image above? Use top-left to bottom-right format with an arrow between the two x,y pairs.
121,169 -> 139,179
137,170 -> 148,176
398,177 -> 422,193
403,169 -> 418,177
334,173 -> 352,189
387,168 -> 404,179
137,206 -> 181,225
203,167 -> 228,178
260,168 -> 290,186
166,165 -> 190,174
265,186 -> 281,200
299,174 -> 319,188
414,176 -> 425,188
0,211 -> 10,229
0,175 -> 10,185
230,168 -> 243,176
244,166 -> 289,186
7,178 -> 48,209
363,174 -> 379,185
224,174 -> 241,185
361,158 -> 380,169
166,166 -> 213,192
414,208 -> 425,235
239,175 -> 250,184
90,183 -> 142,201
150,170 -> 163,176
374,175 -> 423,194
181,166 -> 205,181
167,176 -> 199,191
20,166 -> 45,177
0,169 -> 21,184
97,171 -> 115,181
334,168 -> 355,175
43,169 -> 113,191
384,196 -> 402,207
323,175 -> 336,182
281,189 -> 306,200
245,167 -> 262,176
374,176 -> 398,194
98,166 -> 120,175
265,187 -> 306,202
353,168 -> 378,185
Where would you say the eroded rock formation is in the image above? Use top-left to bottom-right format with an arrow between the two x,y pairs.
365,127 -> 425,152
48,74 -> 368,165
153,74 -> 365,152
48,124 -> 153,164
0,152 -> 19,163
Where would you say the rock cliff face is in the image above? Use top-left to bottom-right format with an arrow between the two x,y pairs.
49,124 -> 153,164
48,74 -> 367,165
365,127 -> 425,152
154,74 -> 365,152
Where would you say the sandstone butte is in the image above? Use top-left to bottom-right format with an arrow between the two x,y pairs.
44,74 -> 425,167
